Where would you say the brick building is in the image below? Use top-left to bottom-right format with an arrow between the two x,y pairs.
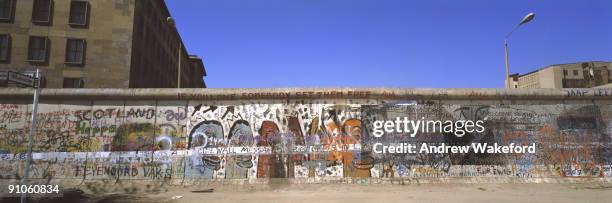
508,61 -> 610,89
0,0 -> 206,88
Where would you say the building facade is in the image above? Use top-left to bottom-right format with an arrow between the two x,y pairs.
508,61 -> 610,89
0,0 -> 206,88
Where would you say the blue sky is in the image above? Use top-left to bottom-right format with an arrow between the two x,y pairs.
166,0 -> 612,88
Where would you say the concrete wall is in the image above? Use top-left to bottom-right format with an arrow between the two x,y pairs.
0,88 -> 611,191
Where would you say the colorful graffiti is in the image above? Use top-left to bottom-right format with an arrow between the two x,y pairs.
0,97 -> 610,185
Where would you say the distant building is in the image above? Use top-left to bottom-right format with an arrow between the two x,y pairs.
0,0 -> 206,88
508,61 -> 610,89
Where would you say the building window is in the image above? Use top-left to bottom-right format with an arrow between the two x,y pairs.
0,34 -> 9,62
573,70 -> 579,76
69,1 -> 88,26
63,78 -> 84,88
32,0 -> 52,24
0,0 -> 14,22
27,36 -> 49,62
65,39 -> 85,65
563,70 -> 568,76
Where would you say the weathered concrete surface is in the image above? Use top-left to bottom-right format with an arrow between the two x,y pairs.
1,88 -> 611,100
0,88 -> 610,193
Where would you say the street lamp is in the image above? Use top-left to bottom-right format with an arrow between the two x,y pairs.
504,12 -> 535,88
167,17 -> 182,88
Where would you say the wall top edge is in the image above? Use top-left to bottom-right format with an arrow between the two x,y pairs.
0,88 -> 610,100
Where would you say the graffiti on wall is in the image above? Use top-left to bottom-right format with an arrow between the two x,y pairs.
0,99 -> 610,183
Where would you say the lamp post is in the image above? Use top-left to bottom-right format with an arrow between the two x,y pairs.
167,17 -> 182,88
505,12 -> 535,88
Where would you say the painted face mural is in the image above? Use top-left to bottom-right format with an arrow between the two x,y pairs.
324,118 -> 343,165
343,119 -> 362,142
226,120 -> 254,179
287,116 -> 305,178
322,107 -> 342,167
259,121 -> 280,148
229,120 -> 255,151
1,96 -> 611,184
257,121 -> 286,178
288,116 -> 305,146
189,120 -> 224,177
343,118 -> 373,177
319,105 -> 364,177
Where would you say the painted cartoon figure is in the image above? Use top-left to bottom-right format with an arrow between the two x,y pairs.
323,117 -> 344,166
343,118 -> 373,177
189,120 -> 224,178
287,116 -> 305,178
257,121 -> 286,178
225,120 -> 254,179
305,116 -> 324,177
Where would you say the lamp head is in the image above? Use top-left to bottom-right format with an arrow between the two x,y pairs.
166,17 -> 176,27
519,13 -> 535,25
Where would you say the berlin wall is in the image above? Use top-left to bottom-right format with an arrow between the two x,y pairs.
0,88 -> 611,192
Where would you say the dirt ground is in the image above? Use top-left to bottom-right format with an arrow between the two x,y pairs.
157,183 -> 612,203
3,183 -> 612,203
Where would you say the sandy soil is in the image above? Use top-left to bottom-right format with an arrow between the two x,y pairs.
3,183 -> 611,203
155,183 -> 612,203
